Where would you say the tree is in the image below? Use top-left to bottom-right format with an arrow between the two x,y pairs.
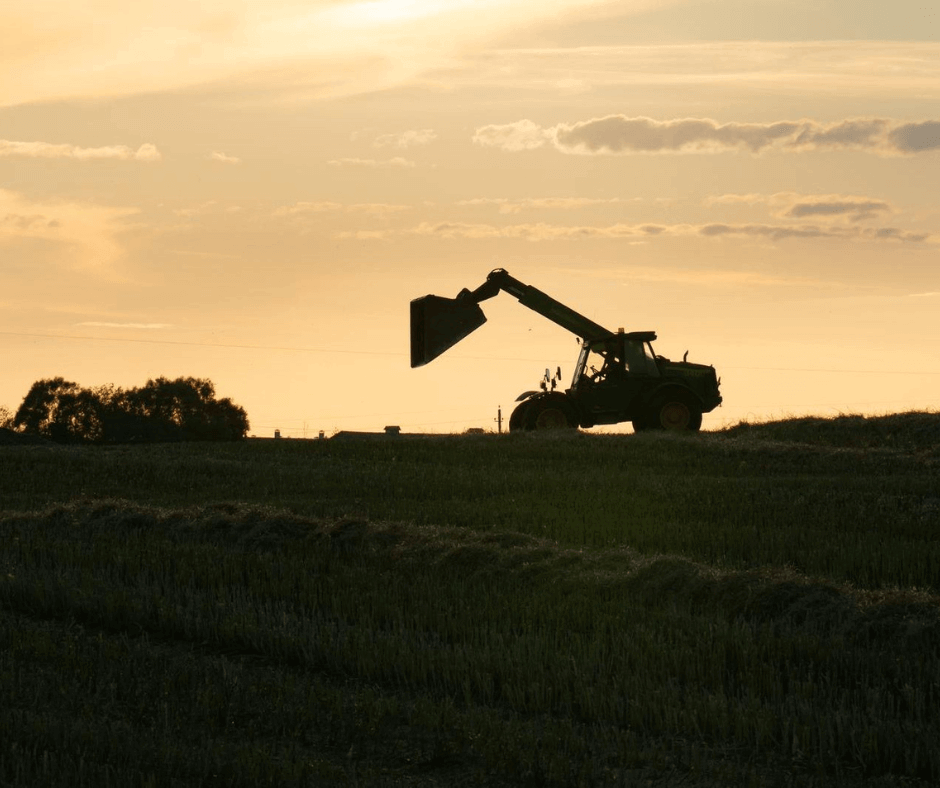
11,376 -> 249,443
12,378 -> 84,440
130,377 -> 248,441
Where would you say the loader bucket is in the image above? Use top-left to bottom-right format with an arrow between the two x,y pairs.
410,294 -> 487,367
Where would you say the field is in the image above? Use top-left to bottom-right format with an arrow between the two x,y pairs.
1,412 -> 939,786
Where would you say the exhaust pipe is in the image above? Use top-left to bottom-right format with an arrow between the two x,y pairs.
410,293 -> 487,367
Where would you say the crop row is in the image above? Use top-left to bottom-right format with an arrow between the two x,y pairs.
1,432 -> 937,590
2,499 -> 939,785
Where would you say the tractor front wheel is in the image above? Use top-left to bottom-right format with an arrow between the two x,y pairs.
650,392 -> 703,431
525,398 -> 576,430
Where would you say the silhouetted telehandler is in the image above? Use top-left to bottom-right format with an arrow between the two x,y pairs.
411,268 -> 721,432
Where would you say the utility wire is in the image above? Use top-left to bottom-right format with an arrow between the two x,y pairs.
0,330 -> 402,357
3,329 -> 939,376
723,365 -> 940,376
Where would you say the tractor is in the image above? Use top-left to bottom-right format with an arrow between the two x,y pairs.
411,268 -> 721,432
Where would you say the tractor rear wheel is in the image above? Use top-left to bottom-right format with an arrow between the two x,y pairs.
508,401 -> 532,432
525,398 -> 576,430
650,392 -> 703,431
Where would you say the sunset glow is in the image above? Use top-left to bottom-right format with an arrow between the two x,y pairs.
2,0 -> 938,435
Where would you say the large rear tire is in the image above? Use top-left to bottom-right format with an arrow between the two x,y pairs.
508,401 -> 532,432
525,397 -> 577,431
649,392 -> 703,432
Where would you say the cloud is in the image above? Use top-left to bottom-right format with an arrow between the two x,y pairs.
557,117 -> 804,154
459,196 -> 628,214
372,129 -> 437,148
707,192 -> 895,223
0,140 -> 161,161
326,157 -> 416,168
0,188 -> 138,271
404,220 -> 930,243
345,203 -> 410,214
274,201 -> 409,217
571,266 -> 842,290
471,120 -> 552,151
273,201 -> 344,216
334,230 -> 392,240
449,42 -> 940,100
473,116 -> 940,157
76,322 -> 171,329
781,196 -> 892,223
209,151 -> 241,164
173,201 -> 219,218
0,213 -> 60,231
787,119 -> 887,151
887,121 -> 940,153
705,193 -> 769,207
2,0 -> 638,107
695,223 -> 929,243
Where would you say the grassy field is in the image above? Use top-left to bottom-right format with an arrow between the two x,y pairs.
1,412 -> 938,786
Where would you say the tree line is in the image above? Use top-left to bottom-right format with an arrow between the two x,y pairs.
1,377 -> 249,444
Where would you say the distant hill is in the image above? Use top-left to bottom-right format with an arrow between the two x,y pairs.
719,410 -> 940,453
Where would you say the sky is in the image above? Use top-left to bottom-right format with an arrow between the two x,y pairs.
1,0 -> 938,436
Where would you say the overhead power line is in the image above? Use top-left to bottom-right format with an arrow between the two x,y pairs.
0,330 -> 403,357
1,330 -> 939,375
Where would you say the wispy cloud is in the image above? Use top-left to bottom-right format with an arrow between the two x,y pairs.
0,213 -> 60,231
0,140 -> 160,161
450,42 -> 940,98
459,196 -> 628,214
566,265 -> 844,290
173,201 -> 219,219
76,322 -> 172,329
780,197 -> 892,222
404,220 -> 931,243
473,120 -> 549,151
372,129 -> 437,148
273,201 -> 343,216
209,151 -> 241,164
274,202 -> 409,216
473,117 -> 940,156
326,157 -> 416,168
694,223 -> 928,243
709,192 -> 895,223
1,0 -> 631,107
335,230 -> 392,241
0,188 -> 138,271
346,203 -> 411,214
706,194 -> 767,206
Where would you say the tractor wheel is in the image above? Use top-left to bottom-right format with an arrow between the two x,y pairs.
650,392 -> 703,432
525,398 -> 576,431
508,401 -> 532,432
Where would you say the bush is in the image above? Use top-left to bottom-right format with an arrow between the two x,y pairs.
11,377 -> 249,444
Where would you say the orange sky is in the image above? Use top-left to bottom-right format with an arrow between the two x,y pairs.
1,0 -> 938,435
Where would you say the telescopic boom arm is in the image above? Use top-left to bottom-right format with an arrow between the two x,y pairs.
472,269 -> 612,342
410,268 -> 614,367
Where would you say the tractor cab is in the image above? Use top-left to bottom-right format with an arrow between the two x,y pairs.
572,331 -> 660,390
